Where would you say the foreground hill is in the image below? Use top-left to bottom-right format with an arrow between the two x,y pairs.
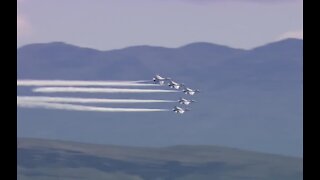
17,138 -> 302,180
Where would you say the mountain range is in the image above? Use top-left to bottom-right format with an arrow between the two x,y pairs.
17,38 -> 303,157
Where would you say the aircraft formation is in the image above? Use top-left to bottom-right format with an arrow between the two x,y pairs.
17,76 -> 199,115
153,75 -> 199,114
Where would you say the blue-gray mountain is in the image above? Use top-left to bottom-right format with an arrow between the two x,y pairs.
17,38 -> 303,157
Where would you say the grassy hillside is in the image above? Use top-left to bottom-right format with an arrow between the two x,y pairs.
17,138 -> 303,180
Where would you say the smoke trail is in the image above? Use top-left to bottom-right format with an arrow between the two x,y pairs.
17,80 -> 158,87
17,96 -> 176,104
33,87 -> 178,93
17,100 -> 170,112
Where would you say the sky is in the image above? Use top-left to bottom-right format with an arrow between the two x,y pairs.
17,0 -> 303,50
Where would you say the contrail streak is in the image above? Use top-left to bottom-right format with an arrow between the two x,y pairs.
17,80 -> 158,87
17,100 -> 170,112
33,87 -> 178,93
17,96 -> 176,104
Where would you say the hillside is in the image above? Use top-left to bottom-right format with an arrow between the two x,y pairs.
17,138 -> 303,180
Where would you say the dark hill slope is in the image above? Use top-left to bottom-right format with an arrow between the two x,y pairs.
18,138 -> 303,180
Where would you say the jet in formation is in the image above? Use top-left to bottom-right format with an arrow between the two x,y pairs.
168,80 -> 184,90
152,75 -> 171,85
178,98 -> 196,105
183,88 -> 200,96
172,106 -> 190,114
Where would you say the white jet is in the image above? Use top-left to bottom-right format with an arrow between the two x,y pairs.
173,106 -> 190,114
168,80 -> 184,90
153,75 -> 171,85
183,88 -> 200,95
178,98 -> 196,105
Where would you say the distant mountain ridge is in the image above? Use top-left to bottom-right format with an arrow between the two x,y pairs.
17,38 -> 303,157
17,38 -> 301,81
17,40 -> 247,79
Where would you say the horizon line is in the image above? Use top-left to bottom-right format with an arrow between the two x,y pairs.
17,37 -> 302,52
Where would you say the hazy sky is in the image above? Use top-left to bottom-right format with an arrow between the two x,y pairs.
17,0 -> 303,50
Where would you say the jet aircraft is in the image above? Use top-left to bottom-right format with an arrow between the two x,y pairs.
178,98 -> 196,105
168,80 -> 184,90
183,88 -> 200,95
173,106 -> 190,114
152,75 -> 171,85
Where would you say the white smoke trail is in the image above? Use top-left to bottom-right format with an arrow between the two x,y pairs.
17,80 -> 157,87
17,100 -> 170,112
17,96 -> 176,104
33,87 -> 178,93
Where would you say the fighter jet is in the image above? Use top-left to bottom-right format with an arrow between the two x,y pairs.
152,75 -> 171,85
178,98 -> 196,105
182,87 -> 200,95
173,106 -> 190,114
168,80 -> 184,90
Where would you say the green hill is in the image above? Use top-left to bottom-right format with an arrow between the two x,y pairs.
17,138 -> 303,180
